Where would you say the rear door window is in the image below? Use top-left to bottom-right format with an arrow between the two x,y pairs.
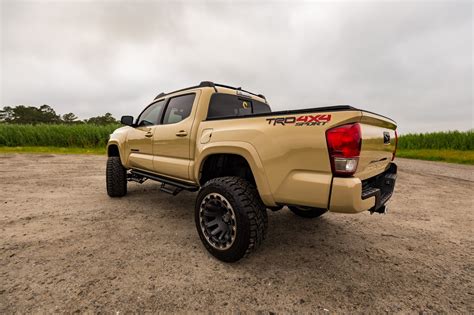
162,93 -> 196,124
207,94 -> 271,119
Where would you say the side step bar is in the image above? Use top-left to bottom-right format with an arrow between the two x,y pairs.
159,183 -> 182,196
129,169 -> 199,192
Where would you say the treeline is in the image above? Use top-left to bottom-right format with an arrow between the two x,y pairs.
0,105 -> 118,125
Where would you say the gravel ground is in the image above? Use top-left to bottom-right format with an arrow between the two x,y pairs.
0,154 -> 473,313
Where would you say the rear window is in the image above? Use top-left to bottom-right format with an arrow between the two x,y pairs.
207,94 -> 271,119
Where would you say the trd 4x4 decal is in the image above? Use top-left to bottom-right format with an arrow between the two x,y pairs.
266,114 -> 332,126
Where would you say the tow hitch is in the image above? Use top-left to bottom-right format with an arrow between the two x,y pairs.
363,163 -> 397,215
370,205 -> 388,214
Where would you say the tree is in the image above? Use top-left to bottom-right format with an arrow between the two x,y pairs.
0,105 -> 119,125
0,105 -> 60,124
62,112 -> 78,124
85,113 -> 118,125
38,105 -> 61,123
0,106 -> 14,122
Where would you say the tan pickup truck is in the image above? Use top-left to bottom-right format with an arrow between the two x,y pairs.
106,81 -> 398,262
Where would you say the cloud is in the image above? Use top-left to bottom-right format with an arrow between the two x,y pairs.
1,0 -> 472,132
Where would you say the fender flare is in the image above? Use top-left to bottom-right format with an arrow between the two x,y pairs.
194,141 -> 276,206
106,141 -> 127,166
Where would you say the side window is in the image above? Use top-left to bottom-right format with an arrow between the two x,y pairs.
207,93 -> 271,119
252,100 -> 271,114
207,94 -> 251,118
162,94 -> 195,124
137,100 -> 165,126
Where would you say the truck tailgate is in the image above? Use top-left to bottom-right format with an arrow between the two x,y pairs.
356,111 -> 397,180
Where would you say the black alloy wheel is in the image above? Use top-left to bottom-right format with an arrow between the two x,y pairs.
198,192 -> 237,250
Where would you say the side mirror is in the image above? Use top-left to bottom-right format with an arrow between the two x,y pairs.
121,115 -> 134,126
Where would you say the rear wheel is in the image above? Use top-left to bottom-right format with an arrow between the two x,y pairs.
106,156 -> 127,197
288,206 -> 327,218
195,176 -> 267,262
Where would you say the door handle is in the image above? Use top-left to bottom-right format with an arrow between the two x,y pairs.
145,132 -> 153,138
176,130 -> 188,137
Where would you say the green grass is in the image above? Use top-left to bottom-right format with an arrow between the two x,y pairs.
397,149 -> 474,165
0,146 -> 105,155
396,130 -> 473,164
398,130 -> 473,151
0,123 -> 120,148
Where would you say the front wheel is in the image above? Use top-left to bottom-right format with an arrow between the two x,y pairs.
288,206 -> 327,218
106,156 -> 127,197
195,177 -> 268,262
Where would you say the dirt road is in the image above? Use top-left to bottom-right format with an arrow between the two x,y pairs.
1,154 -> 472,313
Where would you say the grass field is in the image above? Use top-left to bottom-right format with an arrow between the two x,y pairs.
0,124 -> 472,164
396,130 -> 473,164
397,149 -> 474,165
398,130 -> 473,151
0,124 -> 119,148
0,146 -> 105,155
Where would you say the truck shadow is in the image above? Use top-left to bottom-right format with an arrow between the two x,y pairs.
124,183 -> 376,270
108,183 -> 409,310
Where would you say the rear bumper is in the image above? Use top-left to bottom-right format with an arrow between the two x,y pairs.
329,163 -> 397,213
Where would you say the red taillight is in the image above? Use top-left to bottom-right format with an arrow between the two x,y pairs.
326,123 -> 361,176
392,130 -> 398,161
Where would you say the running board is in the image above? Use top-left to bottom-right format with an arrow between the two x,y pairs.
160,183 -> 182,196
129,169 -> 199,192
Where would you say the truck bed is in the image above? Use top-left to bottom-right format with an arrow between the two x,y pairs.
197,105 -> 397,209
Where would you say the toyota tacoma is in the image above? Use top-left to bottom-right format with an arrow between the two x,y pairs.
106,81 -> 398,262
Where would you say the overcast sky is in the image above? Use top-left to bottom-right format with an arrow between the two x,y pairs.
1,0 -> 472,133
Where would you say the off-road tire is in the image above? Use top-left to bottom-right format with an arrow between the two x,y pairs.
106,156 -> 127,197
195,176 -> 268,262
288,206 -> 327,218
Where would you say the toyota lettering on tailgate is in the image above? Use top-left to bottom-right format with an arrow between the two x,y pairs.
266,114 -> 332,126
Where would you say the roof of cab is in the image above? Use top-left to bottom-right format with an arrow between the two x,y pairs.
153,81 -> 267,103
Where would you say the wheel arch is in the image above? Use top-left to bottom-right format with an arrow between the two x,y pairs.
107,141 -> 127,166
195,142 -> 276,206
107,144 -> 120,157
